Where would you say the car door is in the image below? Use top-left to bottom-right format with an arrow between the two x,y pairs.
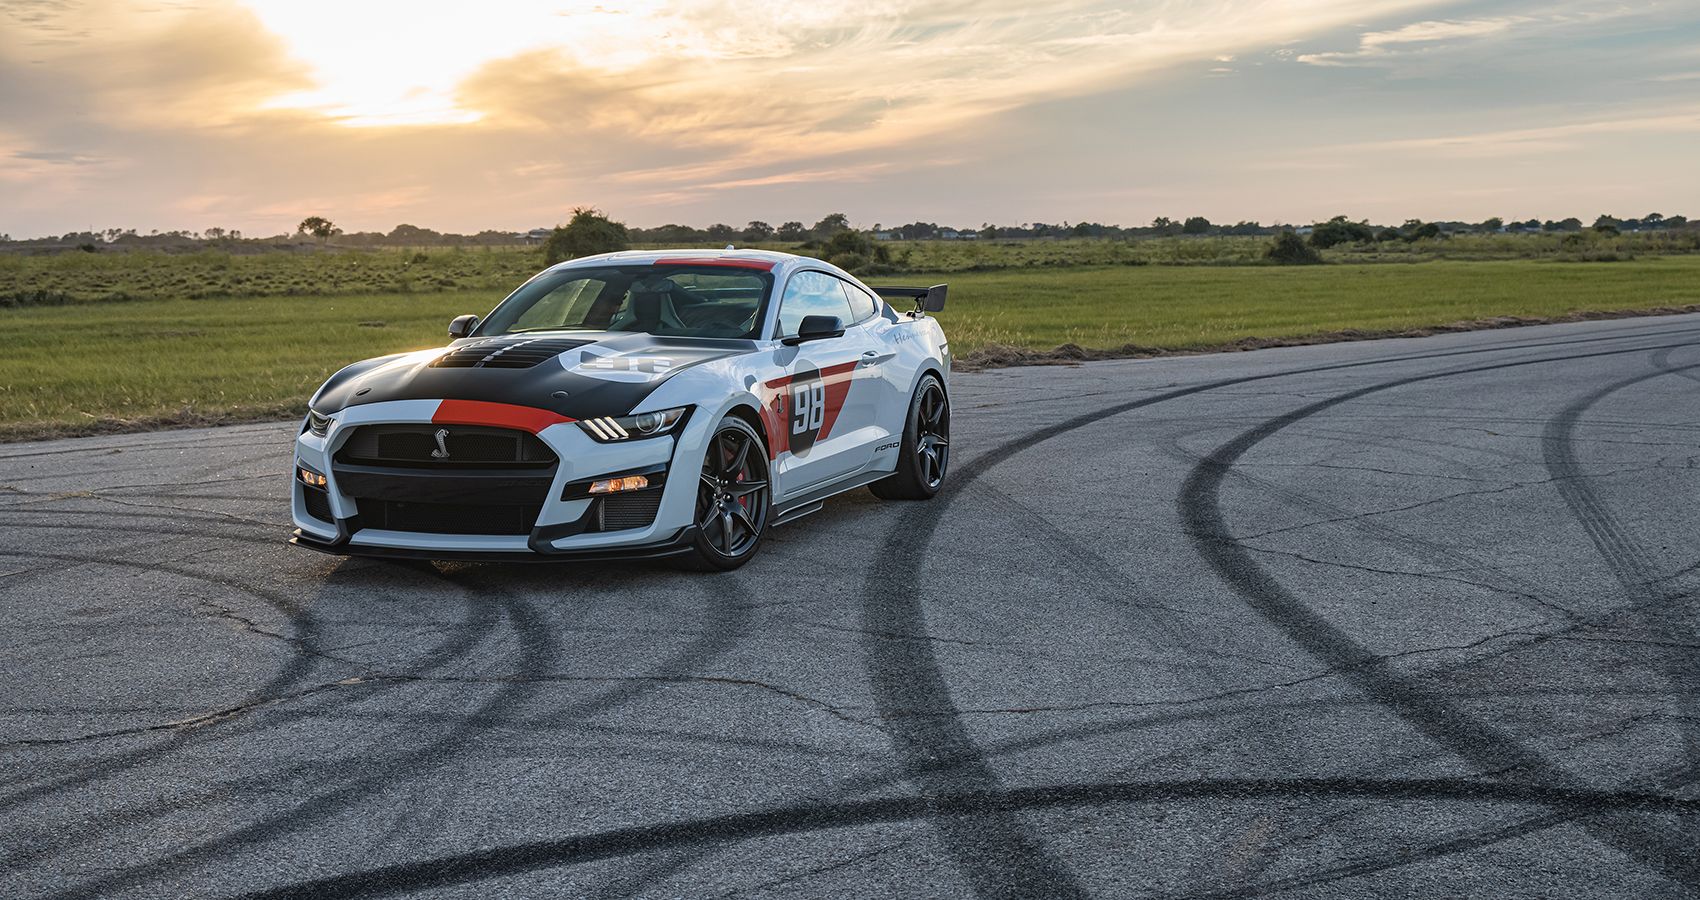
771,270 -> 881,495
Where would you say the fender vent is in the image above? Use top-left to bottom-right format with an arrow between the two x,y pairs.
430,337 -> 592,369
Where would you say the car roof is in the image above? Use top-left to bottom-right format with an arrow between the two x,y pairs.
544,248 -> 854,281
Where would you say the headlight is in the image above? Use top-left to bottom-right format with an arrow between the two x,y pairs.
306,409 -> 334,437
578,406 -> 687,442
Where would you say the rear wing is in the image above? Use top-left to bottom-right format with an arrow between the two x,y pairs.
871,284 -> 947,316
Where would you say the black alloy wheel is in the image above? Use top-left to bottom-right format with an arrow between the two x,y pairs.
871,374 -> 951,500
690,417 -> 770,568
915,380 -> 950,489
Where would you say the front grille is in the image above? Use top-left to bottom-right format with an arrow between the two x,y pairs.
430,337 -> 592,369
597,490 -> 663,531
302,486 -> 333,523
337,425 -> 555,468
353,499 -> 540,535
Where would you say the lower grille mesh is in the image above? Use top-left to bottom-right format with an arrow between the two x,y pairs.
302,487 -> 333,523
355,499 -> 540,535
598,491 -> 663,531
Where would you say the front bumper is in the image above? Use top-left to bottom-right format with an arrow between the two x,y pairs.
288,526 -> 698,562
290,399 -> 707,561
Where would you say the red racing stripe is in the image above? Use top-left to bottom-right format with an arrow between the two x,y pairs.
815,362 -> 857,441
432,400 -> 574,434
654,257 -> 776,271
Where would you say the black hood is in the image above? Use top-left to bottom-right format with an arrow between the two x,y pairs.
311,332 -> 755,420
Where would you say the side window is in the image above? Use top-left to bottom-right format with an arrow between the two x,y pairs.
777,271 -> 855,338
839,279 -> 878,323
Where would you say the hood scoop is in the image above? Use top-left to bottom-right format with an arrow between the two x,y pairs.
430,336 -> 593,369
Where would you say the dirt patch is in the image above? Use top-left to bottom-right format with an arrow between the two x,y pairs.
954,304 -> 1700,371
0,404 -> 302,444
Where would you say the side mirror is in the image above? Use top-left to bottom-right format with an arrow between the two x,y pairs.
781,315 -> 845,346
447,314 -> 479,339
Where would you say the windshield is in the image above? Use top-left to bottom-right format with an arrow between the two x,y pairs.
477,265 -> 774,340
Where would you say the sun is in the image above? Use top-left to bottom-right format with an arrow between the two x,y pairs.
237,0 -> 668,127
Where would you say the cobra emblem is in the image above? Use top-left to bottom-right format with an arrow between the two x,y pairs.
430,427 -> 451,459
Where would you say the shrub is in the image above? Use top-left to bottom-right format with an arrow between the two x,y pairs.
542,207 -> 630,265
1308,216 -> 1375,249
823,230 -> 894,274
1267,231 -> 1322,265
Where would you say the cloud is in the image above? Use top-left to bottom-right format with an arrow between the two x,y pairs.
1347,107 -> 1700,157
1296,17 -> 1526,66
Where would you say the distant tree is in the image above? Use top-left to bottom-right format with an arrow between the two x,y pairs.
388,223 -> 443,244
1593,214 -> 1621,230
542,207 -> 630,265
1667,215 -> 1689,229
1375,227 -> 1402,242
204,227 -> 226,240
979,223 -> 997,239
1181,216 -> 1212,235
1150,216 -> 1180,236
1406,222 -> 1442,242
776,221 -> 807,241
1555,217 -> 1582,232
1594,222 -> 1620,236
297,216 -> 338,239
1308,215 -> 1374,248
742,220 -> 774,241
1521,219 -> 1541,231
706,223 -> 737,242
1643,212 -> 1665,227
811,213 -> 851,239
822,230 -> 892,275
1267,230 -> 1322,265
1476,217 -> 1504,233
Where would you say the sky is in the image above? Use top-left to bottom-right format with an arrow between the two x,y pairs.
0,0 -> 1696,237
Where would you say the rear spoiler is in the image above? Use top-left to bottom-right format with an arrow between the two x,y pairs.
870,284 -> 947,315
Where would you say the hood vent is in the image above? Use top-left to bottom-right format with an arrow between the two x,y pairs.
430,336 -> 593,369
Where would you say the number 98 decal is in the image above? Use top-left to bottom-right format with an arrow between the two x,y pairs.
787,365 -> 824,455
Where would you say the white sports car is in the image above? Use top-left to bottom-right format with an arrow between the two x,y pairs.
289,249 -> 951,569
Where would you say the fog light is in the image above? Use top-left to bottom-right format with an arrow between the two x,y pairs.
589,475 -> 649,494
297,465 -> 328,489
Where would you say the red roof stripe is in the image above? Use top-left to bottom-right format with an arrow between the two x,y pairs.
432,400 -> 574,434
653,257 -> 776,271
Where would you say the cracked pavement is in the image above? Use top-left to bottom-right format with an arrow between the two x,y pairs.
3,315 -> 1700,898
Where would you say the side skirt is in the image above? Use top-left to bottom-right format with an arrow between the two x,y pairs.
771,469 -> 891,526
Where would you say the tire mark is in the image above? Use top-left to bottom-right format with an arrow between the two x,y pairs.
1541,353 -> 1700,815
858,332 -> 1700,896
232,775 -> 1700,900
42,580 -> 556,900
0,557 -> 498,872
1178,342 -> 1700,886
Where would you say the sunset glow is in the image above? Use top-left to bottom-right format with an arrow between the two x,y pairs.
1,0 -> 1696,235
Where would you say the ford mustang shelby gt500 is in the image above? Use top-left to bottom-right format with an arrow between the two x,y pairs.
289,249 -> 950,569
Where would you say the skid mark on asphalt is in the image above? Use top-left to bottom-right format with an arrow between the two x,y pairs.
226,776 -> 1700,900
1178,340 -> 1700,888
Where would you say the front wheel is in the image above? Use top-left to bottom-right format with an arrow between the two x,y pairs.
684,416 -> 771,570
870,374 -> 950,500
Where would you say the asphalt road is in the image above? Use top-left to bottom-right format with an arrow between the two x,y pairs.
5,315 -> 1700,899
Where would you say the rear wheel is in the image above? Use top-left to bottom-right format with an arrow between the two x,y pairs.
685,416 -> 770,570
871,375 -> 950,500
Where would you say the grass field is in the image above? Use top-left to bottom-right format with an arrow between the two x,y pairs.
4,256 -> 1699,440
7,230 -> 1698,306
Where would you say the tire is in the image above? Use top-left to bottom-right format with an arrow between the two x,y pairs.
870,374 -> 950,501
682,415 -> 771,570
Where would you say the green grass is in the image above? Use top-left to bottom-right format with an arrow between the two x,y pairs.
8,231 -> 1698,307
3,257 -> 1698,439
924,256 -> 1700,351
